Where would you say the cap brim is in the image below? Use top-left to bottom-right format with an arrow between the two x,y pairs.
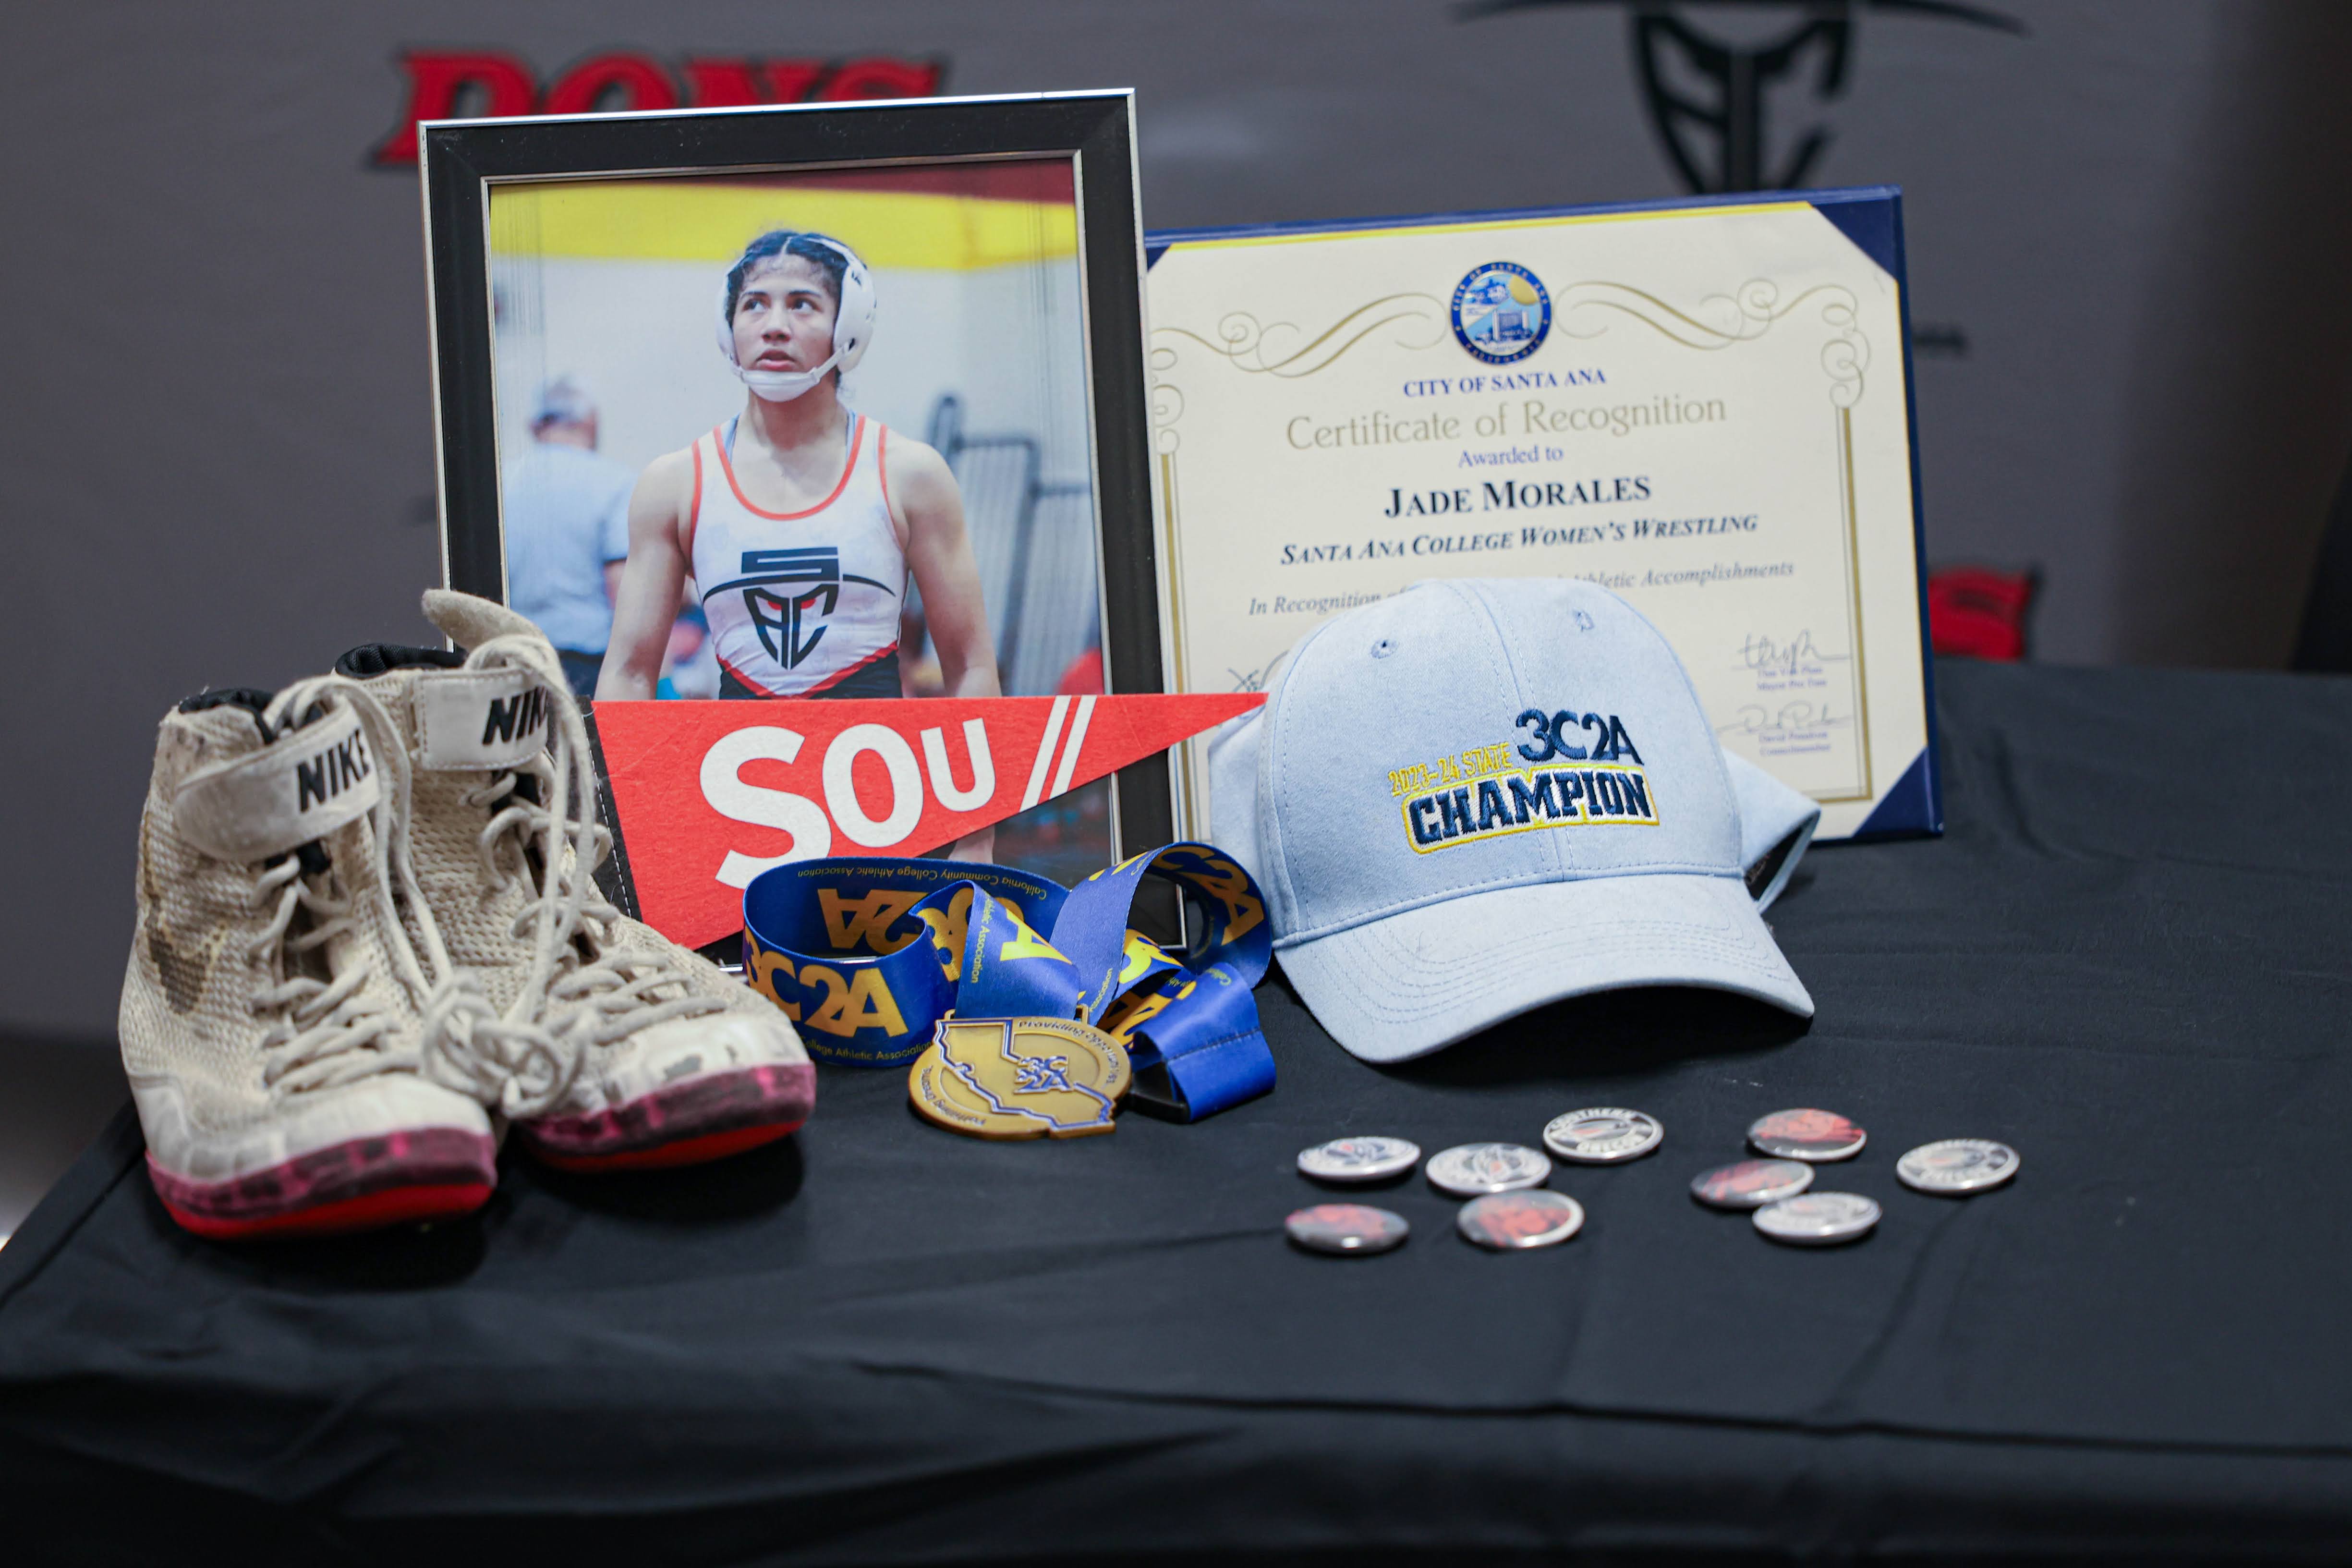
1277,873 -> 1813,1064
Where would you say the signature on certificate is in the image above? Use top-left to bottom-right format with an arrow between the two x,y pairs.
1227,661 -> 1277,693
1718,700 -> 1854,739
1735,629 -> 1850,677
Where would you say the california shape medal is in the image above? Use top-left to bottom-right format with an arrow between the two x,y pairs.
909,1016 -> 1132,1139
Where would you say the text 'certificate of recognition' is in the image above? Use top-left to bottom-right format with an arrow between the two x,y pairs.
1147,188 -> 1938,841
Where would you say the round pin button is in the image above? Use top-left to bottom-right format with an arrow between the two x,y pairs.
1754,1191 -> 1880,1246
1897,1139 -> 2019,1195
1748,1108 -> 1867,1162
1285,1203 -> 1410,1256
1457,1190 -> 1586,1251
1426,1143 -> 1551,1197
1690,1158 -> 1814,1210
1541,1107 -> 1663,1164
1297,1136 -> 1421,1184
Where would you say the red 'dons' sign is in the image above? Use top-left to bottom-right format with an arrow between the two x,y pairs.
372,49 -> 946,166
595,693 -> 1264,950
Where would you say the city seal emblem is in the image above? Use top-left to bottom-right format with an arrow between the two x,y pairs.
908,1014 -> 1132,1140
1451,261 -> 1551,365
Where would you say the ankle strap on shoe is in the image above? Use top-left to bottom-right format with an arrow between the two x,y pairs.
415,668 -> 553,771
178,705 -> 379,863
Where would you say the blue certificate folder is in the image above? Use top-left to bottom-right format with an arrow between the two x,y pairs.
1146,186 -> 1940,840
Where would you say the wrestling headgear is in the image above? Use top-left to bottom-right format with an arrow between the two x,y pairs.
715,232 -> 876,403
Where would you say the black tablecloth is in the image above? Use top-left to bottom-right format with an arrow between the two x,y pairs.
6,660 -> 2351,1566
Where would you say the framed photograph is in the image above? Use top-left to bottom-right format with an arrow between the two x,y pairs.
420,90 -> 1167,896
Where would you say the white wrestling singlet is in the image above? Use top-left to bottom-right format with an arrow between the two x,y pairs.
690,413 -> 906,700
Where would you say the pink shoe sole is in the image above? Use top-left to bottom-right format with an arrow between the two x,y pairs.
145,1126 -> 498,1241
518,1062 -> 814,1172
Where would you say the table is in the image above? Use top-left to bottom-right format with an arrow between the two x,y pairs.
5,660 -> 2350,1564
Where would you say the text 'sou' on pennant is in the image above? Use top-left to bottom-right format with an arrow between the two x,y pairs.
591,693 -> 1264,949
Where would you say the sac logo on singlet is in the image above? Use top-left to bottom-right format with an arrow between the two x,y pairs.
1390,707 -> 1658,852
737,546 -> 892,670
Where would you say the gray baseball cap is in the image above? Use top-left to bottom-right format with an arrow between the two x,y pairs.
1208,578 -> 1818,1063
531,375 -> 597,426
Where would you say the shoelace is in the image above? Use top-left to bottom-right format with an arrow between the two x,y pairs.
453,637 -> 723,1052
245,853 -> 401,1094
261,679 -> 578,1117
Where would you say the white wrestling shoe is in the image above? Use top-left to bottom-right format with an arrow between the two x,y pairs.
121,683 -> 522,1240
334,591 -> 813,1172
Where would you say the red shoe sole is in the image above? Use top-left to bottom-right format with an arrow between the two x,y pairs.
159,1181 -> 493,1240
145,1127 -> 498,1242
529,1119 -> 802,1173
520,1062 -> 813,1173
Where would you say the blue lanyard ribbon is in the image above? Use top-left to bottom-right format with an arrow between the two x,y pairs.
740,844 -> 1275,1121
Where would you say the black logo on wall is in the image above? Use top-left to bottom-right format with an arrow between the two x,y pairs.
1463,0 -> 2022,195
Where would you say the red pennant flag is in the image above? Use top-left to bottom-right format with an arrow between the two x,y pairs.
593,693 -> 1264,949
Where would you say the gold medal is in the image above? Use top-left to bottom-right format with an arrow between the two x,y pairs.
907,1015 -> 1131,1140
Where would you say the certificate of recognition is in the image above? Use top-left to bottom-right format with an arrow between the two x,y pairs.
1145,187 -> 1938,840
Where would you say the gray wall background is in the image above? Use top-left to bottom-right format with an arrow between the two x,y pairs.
5,0 -> 2350,1040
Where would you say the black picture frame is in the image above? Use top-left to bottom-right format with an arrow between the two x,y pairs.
419,90 -> 1171,909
